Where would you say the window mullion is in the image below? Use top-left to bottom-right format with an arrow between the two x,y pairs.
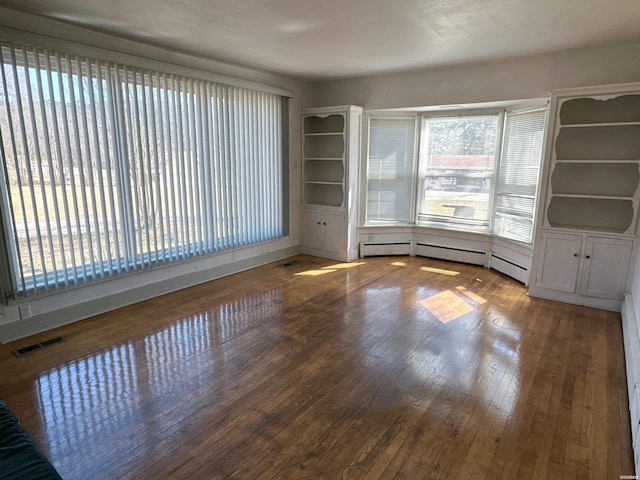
488,111 -> 506,236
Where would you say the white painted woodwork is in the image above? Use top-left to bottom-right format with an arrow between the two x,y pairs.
621,295 -> 640,475
580,236 -> 633,299
302,207 -> 347,260
532,231 -> 633,307
530,82 -> 640,311
542,85 -> 640,235
300,106 -> 362,262
535,232 -> 582,293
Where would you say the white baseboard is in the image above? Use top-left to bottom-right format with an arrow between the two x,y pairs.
621,294 -> 640,474
415,243 -> 487,266
360,242 -> 412,257
490,254 -> 529,284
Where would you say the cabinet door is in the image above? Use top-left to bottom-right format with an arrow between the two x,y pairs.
322,209 -> 347,255
580,237 -> 632,299
536,233 -> 582,293
302,208 -> 323,250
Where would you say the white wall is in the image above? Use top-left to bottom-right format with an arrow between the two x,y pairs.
631,251 -> 640,320
0,8 -> 313,343
311,43 -> 640,109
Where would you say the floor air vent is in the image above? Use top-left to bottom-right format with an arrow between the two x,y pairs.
12,336 -> 66,357
280,260 -> 299,267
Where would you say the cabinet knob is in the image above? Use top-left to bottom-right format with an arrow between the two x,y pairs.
585,255 -> 591,259
323,222 -> 326,225
317,222 -> 321,225
573,253 -> 579,257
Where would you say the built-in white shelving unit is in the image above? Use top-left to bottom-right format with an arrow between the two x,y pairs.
530,83 -> 640,312
300,106 -> 362,261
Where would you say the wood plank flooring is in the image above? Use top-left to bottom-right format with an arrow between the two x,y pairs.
0,254 -> 634,479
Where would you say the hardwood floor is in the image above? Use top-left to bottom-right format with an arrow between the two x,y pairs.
0,254 -> 633,479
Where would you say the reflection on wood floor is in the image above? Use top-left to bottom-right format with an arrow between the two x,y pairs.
0,254 -> 633,479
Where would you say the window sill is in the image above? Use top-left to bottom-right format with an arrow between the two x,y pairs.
358,223 -> 533,249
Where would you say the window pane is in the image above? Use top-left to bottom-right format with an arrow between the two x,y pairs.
0,45 -> 120,292
366,117 -> 415,223
0,40 -> 284,297
418,115 -> 499,231
492,108 -> 546,243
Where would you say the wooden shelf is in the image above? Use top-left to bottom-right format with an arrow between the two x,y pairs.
559,121 -> 640,128
551,162 -> 639,197
304,132 -> 344,137
303,114 -> 345,134
547,197 -> 633,233
555,125 -> 640,161
304,135 -> 344,159
304,183 -> 344,208
559,94 -> 640,125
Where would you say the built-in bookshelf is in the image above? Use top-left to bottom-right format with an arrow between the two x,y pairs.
303,114 -> 346,208
546,92 -> 640,234
300,105 -> 362,262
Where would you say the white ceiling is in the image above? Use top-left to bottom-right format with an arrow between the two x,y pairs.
3,0 -> 640,80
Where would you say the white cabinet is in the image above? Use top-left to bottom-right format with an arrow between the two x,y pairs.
536,233 -> 581,293
534,231 -> 633,308
300,106 -> 362,262
580,236 -> 633,299
302,207 -> 346,259
530,82 -> 640,311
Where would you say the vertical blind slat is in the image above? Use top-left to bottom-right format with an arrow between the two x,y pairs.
12,46 -> 40,288
85,58 -> 107,279
0,39 -> 284,296
0,46 -> 28,293
42,52 -> 69,288
65,53 -> 91,281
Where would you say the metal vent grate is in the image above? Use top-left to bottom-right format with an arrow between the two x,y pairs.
12,336 -> 66,357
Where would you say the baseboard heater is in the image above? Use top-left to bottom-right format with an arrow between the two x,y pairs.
415,243 -> 486,266
360,242 -> 411,257
489,253 -> 528,284
621,295 -> 640,475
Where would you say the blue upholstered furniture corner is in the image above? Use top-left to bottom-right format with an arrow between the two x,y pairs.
0,397 -> 63,479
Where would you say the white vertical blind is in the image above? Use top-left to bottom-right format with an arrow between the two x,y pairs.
0,40 -> 284,297
366,116 -> 416,223
493,108 -> 546,243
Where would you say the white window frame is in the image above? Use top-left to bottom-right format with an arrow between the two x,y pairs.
417,112 -> 504,233
362,102 -> 547,244
0,37 -> 290,299
362,113 -> 419,225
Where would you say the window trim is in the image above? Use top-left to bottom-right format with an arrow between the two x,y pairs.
0,36 -> 289,299
362,113 -> 419,226
417,112 -> 504,233
362,100 -> 548,244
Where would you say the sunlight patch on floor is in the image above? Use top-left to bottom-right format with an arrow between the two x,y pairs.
455,286 -> 487,304
420,266 -> 460,276
420,290 -> 474,323
295,269 -> 337,276
322,262 -> 367,269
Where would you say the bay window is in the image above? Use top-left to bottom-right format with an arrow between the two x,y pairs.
364,105 -> 547,243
